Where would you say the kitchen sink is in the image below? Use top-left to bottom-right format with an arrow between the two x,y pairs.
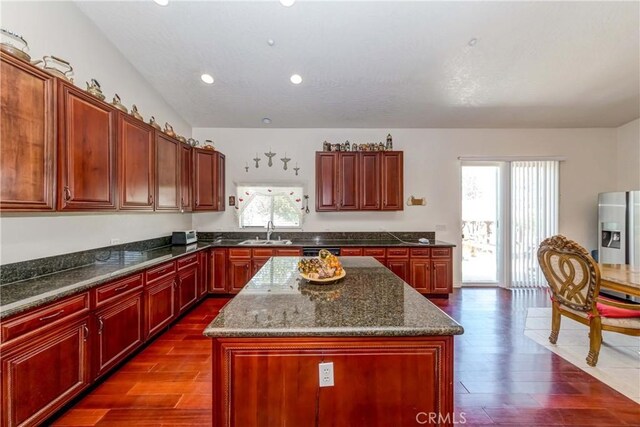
238,239 -> 293,246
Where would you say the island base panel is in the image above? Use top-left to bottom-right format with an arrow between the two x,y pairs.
212,337 -> 454,427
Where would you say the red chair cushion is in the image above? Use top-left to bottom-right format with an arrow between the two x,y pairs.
596,297 -> 640,318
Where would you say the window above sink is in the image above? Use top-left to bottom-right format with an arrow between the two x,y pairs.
236,184 -> 304,229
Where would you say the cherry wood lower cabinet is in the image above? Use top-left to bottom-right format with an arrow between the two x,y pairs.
176,264 -> 199,315
0,314 -> 90,427
341,246 -> 452,295
209,249 -> 228,294
211,337 -> 454,427
145,276 -> 176,340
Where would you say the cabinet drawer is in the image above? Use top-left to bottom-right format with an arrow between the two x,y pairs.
341,248 -> 363,256
276,248 -> 302,256
386,248 -> 409,258
431,248 -> 451,258
95,274 -> 143,307
177,253 -> 198,270
410,248 -> 431,258
1,293 -> 90,344
363,248 -> 385,258
229,248 -> 251,259
145,261 -> 176,284
252,248 -> 275,259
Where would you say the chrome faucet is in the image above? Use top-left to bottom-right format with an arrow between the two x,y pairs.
266,220 -> 275,241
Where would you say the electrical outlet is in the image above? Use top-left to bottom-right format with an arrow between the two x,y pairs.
318,362 -> 334,387
110,238 -> 121,245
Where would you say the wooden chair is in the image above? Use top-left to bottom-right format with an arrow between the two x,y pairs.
537,235 -> 640,366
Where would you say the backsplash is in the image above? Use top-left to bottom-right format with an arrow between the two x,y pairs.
1,236 -> 171,285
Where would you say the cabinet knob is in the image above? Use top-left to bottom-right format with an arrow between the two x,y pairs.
83,325 -> 89,341
98,317 -> 104,334
149,194 -> 154,205
195,200 -> 199,207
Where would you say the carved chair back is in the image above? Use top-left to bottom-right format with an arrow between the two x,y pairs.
537,235 -> 601,312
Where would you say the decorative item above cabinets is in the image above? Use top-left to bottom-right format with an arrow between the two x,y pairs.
315,151 -> 403,212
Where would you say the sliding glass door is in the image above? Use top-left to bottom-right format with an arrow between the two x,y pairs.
461,160 -> 559,288
461,163 -> 501,284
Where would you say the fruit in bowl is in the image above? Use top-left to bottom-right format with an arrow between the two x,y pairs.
298,250 -> 344,280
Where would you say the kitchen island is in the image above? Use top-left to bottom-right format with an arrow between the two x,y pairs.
204,257 -> 464,427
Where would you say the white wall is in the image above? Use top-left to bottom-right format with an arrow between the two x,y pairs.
0,1 -> 192,264
192,127 -> 618,285
616,118 -> 640,190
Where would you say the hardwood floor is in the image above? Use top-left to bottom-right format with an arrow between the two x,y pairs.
51,289 -> 639,426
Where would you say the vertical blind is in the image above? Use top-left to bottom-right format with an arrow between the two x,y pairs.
511,161 -> 559,288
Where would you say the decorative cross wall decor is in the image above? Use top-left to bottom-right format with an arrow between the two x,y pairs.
243,149 -> 299,176
265,149 -> 276,167
281,153 -> 291,170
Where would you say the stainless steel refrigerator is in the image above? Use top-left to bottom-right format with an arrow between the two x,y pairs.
597,191 -> 639,302
598,191 -> 639,266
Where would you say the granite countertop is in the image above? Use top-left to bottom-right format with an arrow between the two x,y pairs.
203,257 -> 464,338
1,235 -> 455,321
0,243 -> 210,320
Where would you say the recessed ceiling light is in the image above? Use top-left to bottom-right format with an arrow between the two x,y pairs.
267,39 -> 275,46
468,38 -> 478,47
262,118 -> 272,124
153,0 -> 169,6
290,74 -> 302,85
200,73 -> 214,84
280,0 -> 296,7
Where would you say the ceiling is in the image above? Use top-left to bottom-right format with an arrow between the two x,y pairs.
76,1 -> 639,128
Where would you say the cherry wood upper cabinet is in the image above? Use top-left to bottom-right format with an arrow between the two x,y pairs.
193,148 -> 216,210
118,113 -> 154,210
180,144 -> 193,212
0,53 -> 56,211
315,152 -> 339,211
155,133 -> 180,211
57,81 -> 117,211
193,148 -> 225,211
337,153 -> 359,210
359,152 -> 381,210
217,152 -> 226,211
381,152 -> 404,211
315,151 -> 403,211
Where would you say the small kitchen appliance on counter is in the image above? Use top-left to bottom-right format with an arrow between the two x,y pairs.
172,230 -> 198,245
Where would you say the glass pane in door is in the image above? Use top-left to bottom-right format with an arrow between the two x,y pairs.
462,165 -> 499,282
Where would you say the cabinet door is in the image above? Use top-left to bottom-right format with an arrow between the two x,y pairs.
57,81 -> 116,211
252,259 -> 269,275
193,149 -> 217,211
216,152 -> 226,211
118,113 -> 154,210
198,251 -> 208,298
315,152 -> 338,211
381,152 -> 403,211
155,133 -> 180,211
229,260 -> 251,293
431,259 -> 452,294
177,265 -> 198,314
145,277 -> 176,339
338,152 -> 359,210
209,249 -> 228,293
359,152 -> 381,210
0,53 -> 56,211
1,317 -> 90,427
180,144 -> 193,212
409,259 -> 431,293
386,259 -> 409,282
95,292 -> 144,378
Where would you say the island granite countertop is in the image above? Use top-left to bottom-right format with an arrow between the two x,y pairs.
203,257 -> 464,338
